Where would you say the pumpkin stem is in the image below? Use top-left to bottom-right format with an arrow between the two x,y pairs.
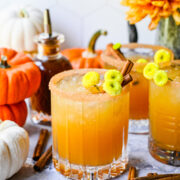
87,30 -> 107,54
0,55 -> 11,69
19,9 -> 29,18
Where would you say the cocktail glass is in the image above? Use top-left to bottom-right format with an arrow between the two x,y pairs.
149,61 -> 180,166
101,43 -> 173,133
49,69 -> 129,179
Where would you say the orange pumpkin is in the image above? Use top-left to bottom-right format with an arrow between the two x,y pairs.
0,48 -> 41,105
0,101 -> 27,126
62,30 -> 107,69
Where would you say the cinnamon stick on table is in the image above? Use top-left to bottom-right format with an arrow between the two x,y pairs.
34,145 -> 52,172
160,175 -> 180,180
132,173 -> 180,180
128,166 -> 137,180
33,129 -> 49,161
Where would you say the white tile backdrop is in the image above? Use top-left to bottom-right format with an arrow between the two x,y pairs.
0,0 -> 156,50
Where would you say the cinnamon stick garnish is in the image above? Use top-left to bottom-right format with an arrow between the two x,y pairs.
122,74 -> 133,87
105,43 -> 112,56
106,43 -> 126,61
120,59 -> 134,87
34,146 -> 52,172
33,129 -> 49,161
132,174 -> 180,180
121,60 -> 134,76
128,166 -> 137,180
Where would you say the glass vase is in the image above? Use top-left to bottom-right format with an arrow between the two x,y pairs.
156,16 -> 180,59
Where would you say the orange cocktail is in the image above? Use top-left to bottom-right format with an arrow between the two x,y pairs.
103,61 -> 149,120
49,69 -> 129,179
102,43 -> 173,133
149,62 -> 180,166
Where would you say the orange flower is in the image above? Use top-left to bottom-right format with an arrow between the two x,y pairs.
121,0 -> 180,30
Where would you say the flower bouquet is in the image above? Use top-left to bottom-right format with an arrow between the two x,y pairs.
121,0 -> 180,59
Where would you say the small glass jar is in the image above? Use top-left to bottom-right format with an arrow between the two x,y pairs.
149,61 -> 180,166
30,32 -> 72,125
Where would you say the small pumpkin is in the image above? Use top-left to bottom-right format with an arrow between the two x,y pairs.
62,30 -> 107,69
0,101 -> 27,127
0,5 -> 43,52
0,120 -> 29,180
0,48 -> 41,105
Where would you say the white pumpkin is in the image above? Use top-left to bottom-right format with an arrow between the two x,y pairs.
0,120 -> 29,180
0,5 -> 43,52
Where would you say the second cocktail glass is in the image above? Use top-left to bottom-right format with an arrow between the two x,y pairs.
101,43 -> 174,133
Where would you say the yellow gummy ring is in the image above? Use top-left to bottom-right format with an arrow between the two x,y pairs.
113,43 -> 121,50
82,71 -> 100,88
143,62 -> 159,80
103,80 -> 122,96
153,70 -> 168,87
154,49 -> 171,64
104,69 -> 123,83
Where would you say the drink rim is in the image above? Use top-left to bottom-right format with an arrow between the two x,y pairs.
49,68 -> 129,101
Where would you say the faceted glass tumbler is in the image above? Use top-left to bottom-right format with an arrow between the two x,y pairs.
49,69 -> 130,179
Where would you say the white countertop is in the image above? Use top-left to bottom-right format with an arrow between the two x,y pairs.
10,118 -> 180,180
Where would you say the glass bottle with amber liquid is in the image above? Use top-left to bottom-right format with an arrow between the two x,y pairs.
30,9 -> 72,125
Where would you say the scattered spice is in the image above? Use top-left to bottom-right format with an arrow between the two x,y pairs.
132,80 -> 139,86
